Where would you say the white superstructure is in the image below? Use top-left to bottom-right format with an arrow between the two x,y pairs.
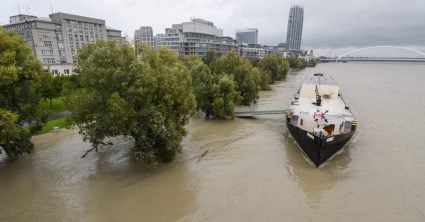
288,74 -> 355,137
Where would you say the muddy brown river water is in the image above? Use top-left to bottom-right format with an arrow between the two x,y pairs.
1,62 -> 425,221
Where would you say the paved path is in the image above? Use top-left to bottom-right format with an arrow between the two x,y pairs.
48,111 -> 72,121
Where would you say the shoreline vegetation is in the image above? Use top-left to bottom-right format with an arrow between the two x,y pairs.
1,27 -> 317,166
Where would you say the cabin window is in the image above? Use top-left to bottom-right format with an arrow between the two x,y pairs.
323,94 -> 330,99
300,119 -> 303,126
339,123 -> 343,132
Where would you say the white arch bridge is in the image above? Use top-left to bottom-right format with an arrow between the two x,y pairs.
321,46 -> 425,62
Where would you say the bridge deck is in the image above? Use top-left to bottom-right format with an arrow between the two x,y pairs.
234,110 -> 287,117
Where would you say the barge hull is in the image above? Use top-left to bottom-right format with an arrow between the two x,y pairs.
286,121 -> 355,167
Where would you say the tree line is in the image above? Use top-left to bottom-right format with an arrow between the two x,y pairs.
0,28 -> 314,166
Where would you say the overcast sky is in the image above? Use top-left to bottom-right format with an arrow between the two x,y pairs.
2,0 -> 425,55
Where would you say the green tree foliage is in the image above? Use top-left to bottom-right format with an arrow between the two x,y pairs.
287,56 -> 306,69
257,54 -> 290,84
179,55 -> 202,70
0,109 -> 33,160
203,50 -> 220,67
306,58 -> 318,67
0,28 -> 45,158
190,64 -> 215,116
212,51 -> 259,105
211,51 -> 243,74
258,69 -> 272,90
190,64 -> 240,118
67,41 -> 195,166
232,63 -> 259,105
211,75 -> 240,118
0,28 -> 44,124
39,72 -> 64,108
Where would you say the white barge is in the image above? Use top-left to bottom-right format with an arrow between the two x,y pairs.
286,73 -> 357,167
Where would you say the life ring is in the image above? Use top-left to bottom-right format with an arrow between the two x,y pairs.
313,111 -> 323,120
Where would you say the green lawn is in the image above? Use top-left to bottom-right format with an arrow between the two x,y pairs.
39,117 -> 74,134
39,97 -> 66,114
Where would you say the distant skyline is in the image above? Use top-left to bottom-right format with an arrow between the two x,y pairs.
2,0 -> 425,55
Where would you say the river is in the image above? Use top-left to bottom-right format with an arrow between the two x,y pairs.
1,62 -> 425,221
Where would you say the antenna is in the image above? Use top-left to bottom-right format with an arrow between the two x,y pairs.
16,3 -> 22,14
25,4 -> 30,15
50,2 -> 54,14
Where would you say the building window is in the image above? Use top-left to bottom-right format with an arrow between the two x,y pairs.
41,49 -> 54,56
43,58 -> 56,64
43,41 -> 53,47
64,69 -> 70,74
59,50 -> 66,58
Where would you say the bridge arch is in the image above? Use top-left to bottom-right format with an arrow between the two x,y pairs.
337,46 -> 425,60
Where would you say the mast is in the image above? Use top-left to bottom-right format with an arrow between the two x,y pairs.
315,85 -> 321,106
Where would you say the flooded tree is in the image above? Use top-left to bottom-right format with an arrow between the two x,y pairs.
287,56 -> 306,70
0,110 -> 33,160
257,54 -> 290,83
67,41 -> 195,167
190,64 -> 240,118
0,28 -> 46,159
211,51 -> 260,105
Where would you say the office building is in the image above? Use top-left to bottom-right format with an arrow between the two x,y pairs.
107,27 -> 125,42
156,18 -> 237,57
239,43 -> 267,60
155,24 -> 181,54
134,26 -> 155,50
3,14 -> 72,74
49,12 -> 108,64
236,28 -> 258,44
2,12 -> 124,74
285,5 -> 304,51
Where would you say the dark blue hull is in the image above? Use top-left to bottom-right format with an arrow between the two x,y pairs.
286,120 -> 355,167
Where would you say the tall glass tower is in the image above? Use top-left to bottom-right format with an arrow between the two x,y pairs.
285,5 -> 304,50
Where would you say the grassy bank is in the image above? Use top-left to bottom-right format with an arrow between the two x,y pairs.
39,117 -> 74,134
39,97 -> 66,114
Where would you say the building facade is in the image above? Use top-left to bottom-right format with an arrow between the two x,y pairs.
285,5 -> 304,51
3,14 -> 72,74
154,18 -> 237,57
236,28 -> 258,45
155,24 -> 181,54
239,44 -> 267,60
2,13 -> 124,75
49,13 -> 108,65
134,26 -> 155,50
107,26 -> 125,42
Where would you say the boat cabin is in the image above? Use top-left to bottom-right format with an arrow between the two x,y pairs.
288,73 -> 355,138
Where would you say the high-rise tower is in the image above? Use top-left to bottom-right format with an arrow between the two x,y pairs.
285,5 -> 304,50
134,26 -> 155,50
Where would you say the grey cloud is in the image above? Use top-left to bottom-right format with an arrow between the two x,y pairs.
1,0 -> 424,50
